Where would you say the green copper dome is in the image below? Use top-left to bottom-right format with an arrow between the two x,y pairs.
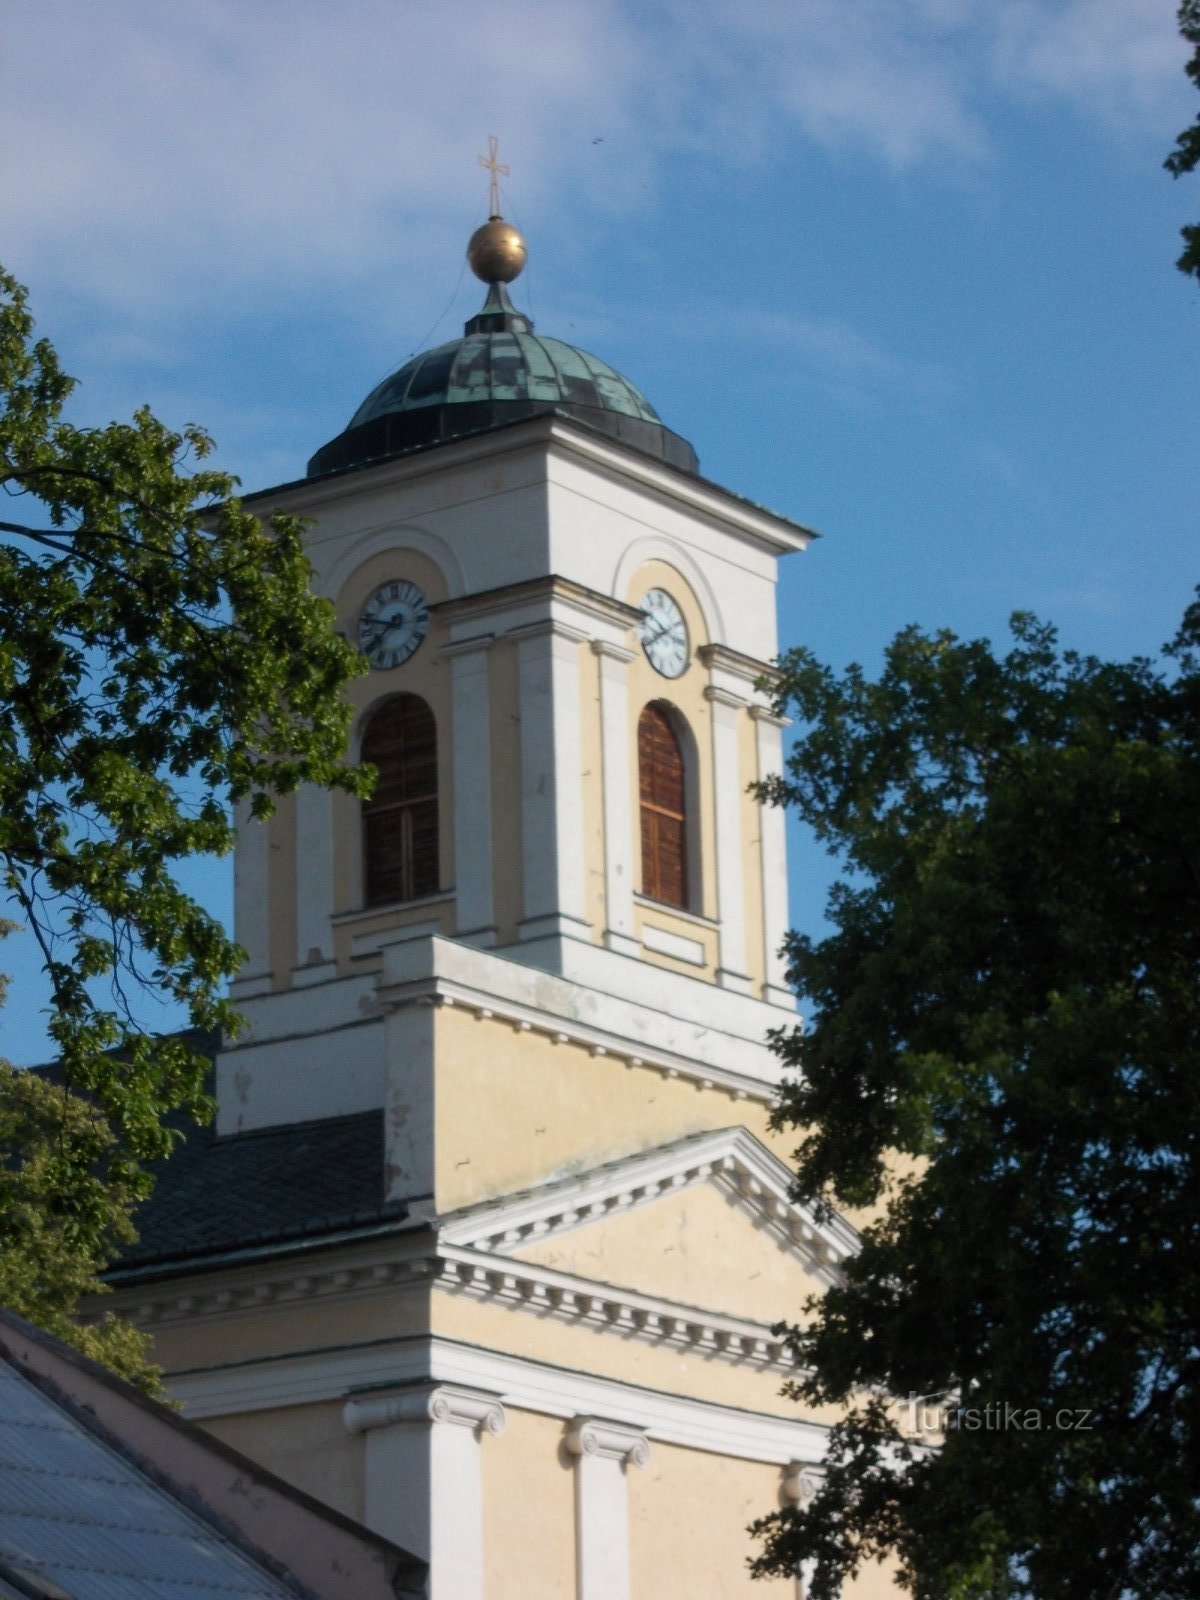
307,282 -> 698,477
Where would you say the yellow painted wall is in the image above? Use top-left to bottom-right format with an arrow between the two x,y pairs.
482,1407 -> 576,1600
848,1558 -> 904,1599
201,1399 -> 364,1526
630,1439 -> 794,1598
433,1005 -> 787,1212
514,1180 -> 819,1328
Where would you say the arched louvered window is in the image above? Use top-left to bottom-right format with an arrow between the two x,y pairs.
639,703 -> 688,909
362,694 -> 439,906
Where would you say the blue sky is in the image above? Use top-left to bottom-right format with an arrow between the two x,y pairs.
1,0 -> 1196,1064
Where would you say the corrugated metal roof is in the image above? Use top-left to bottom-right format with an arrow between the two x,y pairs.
0,1363 -> 304,1599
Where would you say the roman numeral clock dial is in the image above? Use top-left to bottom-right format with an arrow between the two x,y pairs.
639,588 -> 689,678
358,580 -> 429,670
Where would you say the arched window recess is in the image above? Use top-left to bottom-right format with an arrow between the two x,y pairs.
361,693 -> 439,907
638,702 -> 690,910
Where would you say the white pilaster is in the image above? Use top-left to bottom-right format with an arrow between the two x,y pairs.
782,1462 -> 824,1600
379,984 -> 437,1206
515,620 -> 590,942
591,640 -> 639,957
445,636 -> 496,945
566,1417 -> 650,1600
752,707 -> 794,1008
704,687 -> 753,994
344,1385 -> 506,1600
292,783 -> 337,985
230,796 -> 272,998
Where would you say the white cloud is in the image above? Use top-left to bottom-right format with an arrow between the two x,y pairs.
0,0 -> 652,313
0,0 -> 1186,325
990,0 -> 1189,120
657,0 -> 989,168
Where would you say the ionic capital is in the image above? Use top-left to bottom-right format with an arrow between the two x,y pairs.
344,1384 -> 506,1438
566,1416 -> 650,1468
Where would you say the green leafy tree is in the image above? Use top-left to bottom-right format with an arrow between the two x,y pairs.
0,974 -> 154,1389
0,267 -> 368,1378
1166,0 -> 1200,280
750,600 -> 1200,1599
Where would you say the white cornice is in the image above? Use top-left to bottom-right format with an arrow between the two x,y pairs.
373,936 -> 786,1099
110,1130 -> 856,1371
434,1243 -> 795,1369
376,981 -> 778,1105
436,572 -> 643,635
697,641 -> 780,687
168,1334 -> 829,1466
441,1340 -> 828,1465
114,1241 -> 433,1329
119,1238 -> 796,1376
242,413 -> 816,557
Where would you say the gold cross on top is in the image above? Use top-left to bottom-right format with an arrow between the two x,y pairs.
478,134 -> 509,217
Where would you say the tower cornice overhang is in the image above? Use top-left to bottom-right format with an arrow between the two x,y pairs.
697,641 -> 783,693
433,573 -> 644,635
243,412 -> 818,560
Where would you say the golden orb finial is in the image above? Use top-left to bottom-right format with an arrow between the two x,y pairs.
467,216 -> 527,284
468,136 -> 526,284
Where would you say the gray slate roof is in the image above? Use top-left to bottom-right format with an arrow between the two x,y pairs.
0,1360 -> 303,1600
28,1037 -> 394,1276
120,1108 -> 395,1273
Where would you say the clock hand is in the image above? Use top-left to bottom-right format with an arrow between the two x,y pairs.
376,611 -> 413,640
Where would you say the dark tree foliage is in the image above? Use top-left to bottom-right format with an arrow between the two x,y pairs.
751,600 -> 1200,1599
1166,1 -> 1200,280
0,267 -> 368,1378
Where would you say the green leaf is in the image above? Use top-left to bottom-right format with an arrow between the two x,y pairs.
755,595 -> 1200,1598
0,265 -> 367,1380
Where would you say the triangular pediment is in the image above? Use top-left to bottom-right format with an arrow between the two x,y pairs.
437,1127 -> 857,1321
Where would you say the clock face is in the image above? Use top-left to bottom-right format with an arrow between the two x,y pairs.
358,580 -> 429,670
640,588 -> 689,678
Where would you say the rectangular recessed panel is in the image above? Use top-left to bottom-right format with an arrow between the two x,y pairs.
641,923 -> 707,967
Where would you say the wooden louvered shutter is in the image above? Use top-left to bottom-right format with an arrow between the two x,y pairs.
362,695 -> 439,906
638,704 -> 688,908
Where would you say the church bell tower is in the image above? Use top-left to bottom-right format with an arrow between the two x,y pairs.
109,176 -> 894,1600
220,197 -> 808,1148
